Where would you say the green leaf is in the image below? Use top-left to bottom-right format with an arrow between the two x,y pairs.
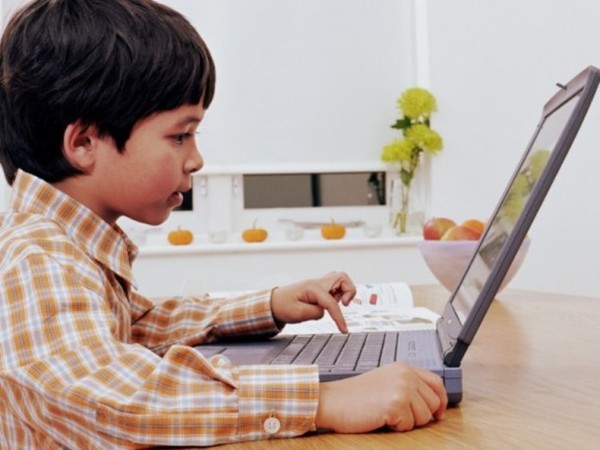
400,168 -> 413,186
391,117 -> 412,130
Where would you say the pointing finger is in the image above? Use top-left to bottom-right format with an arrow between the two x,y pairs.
318,294 -> 348,333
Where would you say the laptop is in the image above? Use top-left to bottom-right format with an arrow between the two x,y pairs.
195,66 -> 600,405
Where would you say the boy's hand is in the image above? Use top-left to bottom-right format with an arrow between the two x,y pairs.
270,271 -> 356,333
316,363 -> 448,433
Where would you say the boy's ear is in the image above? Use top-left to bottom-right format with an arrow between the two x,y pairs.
62,122 -> 99,172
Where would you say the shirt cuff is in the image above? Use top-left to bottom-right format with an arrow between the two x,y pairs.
234,364 -> 319,440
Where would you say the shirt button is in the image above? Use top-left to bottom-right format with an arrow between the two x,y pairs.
263,416 -> 281,435
209,354 -> 232,369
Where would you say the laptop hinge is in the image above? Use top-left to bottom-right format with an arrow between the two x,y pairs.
436,315 -> 467,367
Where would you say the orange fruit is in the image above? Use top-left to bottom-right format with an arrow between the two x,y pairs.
441,224 -> 481,241
461,219 -> 485,237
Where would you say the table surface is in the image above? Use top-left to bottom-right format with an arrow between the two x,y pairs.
210,285 -> 600,450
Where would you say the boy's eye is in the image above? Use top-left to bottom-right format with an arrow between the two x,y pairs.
172,132 -> 196,144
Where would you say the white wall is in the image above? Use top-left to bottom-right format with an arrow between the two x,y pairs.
0,0 -> 20,18
426,0 -> 600,298
163,0 -> 415,167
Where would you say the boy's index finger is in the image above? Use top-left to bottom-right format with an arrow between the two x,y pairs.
319,295 -> 348,334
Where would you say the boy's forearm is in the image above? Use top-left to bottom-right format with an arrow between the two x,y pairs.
129,289 -> 281,353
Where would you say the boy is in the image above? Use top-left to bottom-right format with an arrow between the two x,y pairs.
0,0 -> 447,448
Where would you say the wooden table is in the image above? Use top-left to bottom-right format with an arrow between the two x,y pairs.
215,285 -> 600,450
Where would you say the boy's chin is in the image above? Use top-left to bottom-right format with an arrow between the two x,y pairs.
129,210 -> 172,227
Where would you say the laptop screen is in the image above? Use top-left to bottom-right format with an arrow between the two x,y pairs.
450,92 -> 580,325
438,67 -> 600,367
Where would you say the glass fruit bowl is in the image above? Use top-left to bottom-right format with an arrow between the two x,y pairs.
417,238 -> 531,292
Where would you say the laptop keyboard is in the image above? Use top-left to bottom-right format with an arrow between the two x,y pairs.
271,330 -> 436,373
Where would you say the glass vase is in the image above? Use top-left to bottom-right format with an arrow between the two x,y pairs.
389,178 -> 411,235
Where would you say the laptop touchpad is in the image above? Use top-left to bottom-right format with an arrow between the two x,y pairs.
196,339 -> 289,365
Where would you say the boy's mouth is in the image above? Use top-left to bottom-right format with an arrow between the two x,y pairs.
170,191 -> 184,207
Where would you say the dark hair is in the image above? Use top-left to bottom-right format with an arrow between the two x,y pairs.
0,0 -> 216,184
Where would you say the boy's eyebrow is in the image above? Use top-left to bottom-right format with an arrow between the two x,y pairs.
175,116 -> 203,127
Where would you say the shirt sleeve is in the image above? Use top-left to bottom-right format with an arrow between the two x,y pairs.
0,253 -> 320,448
129,288 -> 282,355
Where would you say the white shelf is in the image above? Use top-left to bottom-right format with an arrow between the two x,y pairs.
137,232 -> 422,257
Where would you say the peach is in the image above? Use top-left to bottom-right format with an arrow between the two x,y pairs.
462,219 -> 485,237
423,217 -> 456,240
440,224 -> 481,241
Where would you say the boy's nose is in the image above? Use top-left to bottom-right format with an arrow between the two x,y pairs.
186,149 -> 204,174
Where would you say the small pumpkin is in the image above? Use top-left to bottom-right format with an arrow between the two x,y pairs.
321,219 -> 346,240
167,226 -> 194,245
242,220 -> 268,243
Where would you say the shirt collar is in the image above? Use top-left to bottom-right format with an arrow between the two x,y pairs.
10,170 -> 138,286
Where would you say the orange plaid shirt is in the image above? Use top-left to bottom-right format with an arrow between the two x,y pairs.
0,171 -> 319,449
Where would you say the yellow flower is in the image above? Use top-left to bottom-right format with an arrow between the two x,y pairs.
510,173 -> 530,197
397,87 -> 437,120
381,87 -> 442,234
502,194 -> 525,223
381,138 -> 414,163
528,149 -> 550,182
405,124 -> 443,154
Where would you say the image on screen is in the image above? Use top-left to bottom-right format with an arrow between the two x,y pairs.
450,94 -> 580,324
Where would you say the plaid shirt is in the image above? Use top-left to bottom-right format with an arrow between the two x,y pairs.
0,171 -> 319,449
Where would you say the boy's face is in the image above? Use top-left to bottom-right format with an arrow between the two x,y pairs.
91,102 -> 205,225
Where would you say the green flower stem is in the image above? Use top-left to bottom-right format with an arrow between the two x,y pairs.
393,149 -> 421,233
398,184 -> 410,233
391,178 -> 412,234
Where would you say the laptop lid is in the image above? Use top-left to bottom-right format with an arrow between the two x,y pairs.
437,66 -> 600,367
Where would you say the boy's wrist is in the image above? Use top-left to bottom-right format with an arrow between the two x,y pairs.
269,286 -> 287,329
